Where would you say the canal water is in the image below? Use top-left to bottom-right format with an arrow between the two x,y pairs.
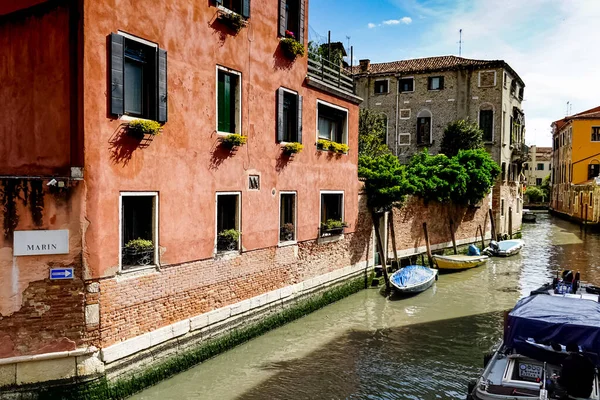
133,213 -> 600,400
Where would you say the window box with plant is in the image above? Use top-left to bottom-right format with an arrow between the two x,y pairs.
282,142 -> 303,154
128,119 -> 162,140
317,139 -> 349,154
280,31 -> 305,59
217,9 -> 248,32
122,238 -> 155,267
220,133 -> 247,149
217,229 -> 241,252
320,219 -> 347,237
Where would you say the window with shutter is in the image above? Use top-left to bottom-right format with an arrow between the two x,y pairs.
279,0 -> 303,43
416,110 -> 432,145
277,88 -> 301,142
110,33 -> 167,122
217,67 -> 242,134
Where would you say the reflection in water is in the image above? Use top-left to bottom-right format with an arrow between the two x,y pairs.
133,214 -> 600,400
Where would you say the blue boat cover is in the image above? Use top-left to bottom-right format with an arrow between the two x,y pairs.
506,295 -> 600,366
468,245 -> 481,256
391,265 -> 434,287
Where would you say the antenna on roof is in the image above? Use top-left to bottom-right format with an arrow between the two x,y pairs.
458,29 -> 463,56
566,101 -> 570,116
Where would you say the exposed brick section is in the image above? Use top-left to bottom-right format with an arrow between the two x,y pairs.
97,197 -> 374,348
390,196 -> 491,251
0,276 -> 85,358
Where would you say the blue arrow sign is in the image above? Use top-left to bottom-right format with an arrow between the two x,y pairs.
50,268 -> 74,280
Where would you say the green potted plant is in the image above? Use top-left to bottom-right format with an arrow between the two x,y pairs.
217,10 -> 246,32
221,134 -> 247,149
282,142 -> 304,154
217,229 -> 240,252
123,238 -> 154,266
320,219 -> 347,236
128,119 -> 162,139
280,223 -> 295,241
280,31 -> 305,59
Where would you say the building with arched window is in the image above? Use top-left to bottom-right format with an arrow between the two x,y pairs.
353,55 -> 526,235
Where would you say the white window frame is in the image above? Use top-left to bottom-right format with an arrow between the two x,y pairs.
215,191 -> 242,254
478,70 -> 497,87
478,103 -> 495,142
319,190 -> 345,237
398,133 -> 411,146
416,109 -> 433,145
399,109 -> 411,120
119,191 -> 159,272
216,65 -> 243,136
316,99 -> 348,145
374,78 -> 390,95
398,76 -> 415,93
279,191 -> 297,245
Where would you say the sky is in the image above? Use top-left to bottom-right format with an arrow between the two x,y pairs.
308,0 -> 600,147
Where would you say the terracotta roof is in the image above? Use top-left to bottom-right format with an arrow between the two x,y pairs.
552,106 -> 600,131
351,55 -> 525,86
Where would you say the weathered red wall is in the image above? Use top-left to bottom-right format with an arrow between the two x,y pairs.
0,180 -> 88,358
389,195 -> 492,252
0,4 -> 74,176
81,0 -> 360,279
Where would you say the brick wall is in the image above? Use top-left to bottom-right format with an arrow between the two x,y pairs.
95,196 -> 373,348
389,195 -> 491,252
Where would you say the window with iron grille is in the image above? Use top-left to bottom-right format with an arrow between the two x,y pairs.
592,127 -> 600,142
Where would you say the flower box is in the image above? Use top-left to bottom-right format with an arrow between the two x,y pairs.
220,134 -> 247,149
217,9 -> 247,32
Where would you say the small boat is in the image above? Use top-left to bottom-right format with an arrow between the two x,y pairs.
483,239 -> 524,257
523,209 -> 537,223
390,265 -> 438,294
468,294 -> 600,400
432,254 -> 488,270
531,270 -> 600,302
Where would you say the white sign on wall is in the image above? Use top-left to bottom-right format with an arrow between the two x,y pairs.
13,230 -> 69,256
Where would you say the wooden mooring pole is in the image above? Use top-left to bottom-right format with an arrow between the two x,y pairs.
479,225 -> 485,250
388,216 -> 400,269
488,208 -> 496,241
449,219 -> 458,255
423,222 -> 434,268
372,213 -> 390,289
508,207 -> 513,239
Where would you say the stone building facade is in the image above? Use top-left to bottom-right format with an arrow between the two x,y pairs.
523,146 -> 552,187
353,56 -> 527,236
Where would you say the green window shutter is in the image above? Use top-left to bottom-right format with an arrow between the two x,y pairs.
218,73 -> 232,133
242,0 -> 250,18
278,0 -> 286,37
110,33 -> 124,116
297,94 -> 303,143
157,48 -> 168,123
277,88 -> 285,142
298,0 -> 305,44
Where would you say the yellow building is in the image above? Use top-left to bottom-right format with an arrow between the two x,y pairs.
551,106 -> 600,223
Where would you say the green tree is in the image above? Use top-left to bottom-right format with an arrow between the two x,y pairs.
407,150 -> 467,204
525,186 -> 544,203
440,119 -> 484,157
540,175 -> 551,201
359,109 -> 390,158
453,149 -> 501,205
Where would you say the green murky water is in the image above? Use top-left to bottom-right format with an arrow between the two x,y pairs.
133,214 -> 600,399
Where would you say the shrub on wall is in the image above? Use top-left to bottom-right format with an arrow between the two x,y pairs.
525,186 -> 544,203
440,119 -> 484,157
407,150 -> 467,204
359,153 -> 413,211
453,149 -> 501,205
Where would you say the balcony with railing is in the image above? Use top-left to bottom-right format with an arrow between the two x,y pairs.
305,52 -> 362,104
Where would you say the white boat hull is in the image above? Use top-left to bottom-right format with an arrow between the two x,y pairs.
390,268 -> 437,293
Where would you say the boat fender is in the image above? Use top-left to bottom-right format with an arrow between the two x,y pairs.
466,380 -> 476,399
435,273 -> 439,281
483,351 -> 494,368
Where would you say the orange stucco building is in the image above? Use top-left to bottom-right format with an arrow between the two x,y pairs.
550,106 -> 600,223
0,0 -> 369,391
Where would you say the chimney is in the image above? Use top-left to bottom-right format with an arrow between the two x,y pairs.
359,59 -> 370,72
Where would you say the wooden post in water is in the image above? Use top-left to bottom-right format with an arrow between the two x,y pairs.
423,222 -> 434,268
449,219 -> 458,255
488,208 -> 497,241
372,212 -> 390,289
508,207 -> 513,239
388,216 -> 400,269
585,205 -> 589,232
479,225 -> 485,250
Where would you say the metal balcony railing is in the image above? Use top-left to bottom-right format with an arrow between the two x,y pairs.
307,51 -> 354,95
